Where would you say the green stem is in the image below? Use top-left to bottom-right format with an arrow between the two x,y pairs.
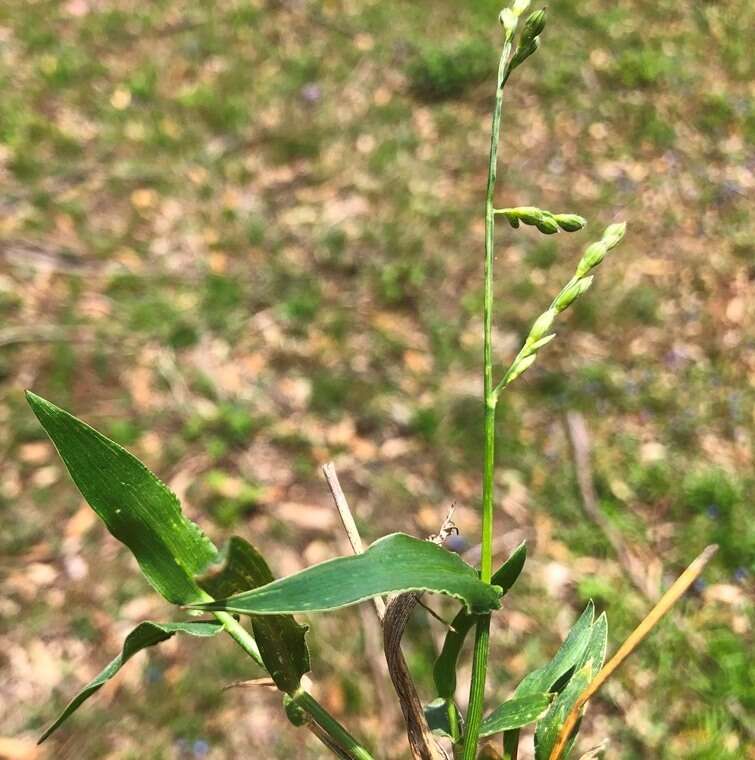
292,689 -> 375,760
213,610 -> 264,666
503,729 -> 520,760
446,698 -> 461,745
215,613 -> 372,759
462,40 -> 511,760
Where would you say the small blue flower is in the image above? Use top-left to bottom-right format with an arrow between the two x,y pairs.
145,665 -> 163,684
193,739 -> 210,758
300,83 -> 321,104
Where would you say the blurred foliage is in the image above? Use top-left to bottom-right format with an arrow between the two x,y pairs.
0,0 -> 752,758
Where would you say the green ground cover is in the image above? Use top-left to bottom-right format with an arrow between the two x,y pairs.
0,0 -> 752,757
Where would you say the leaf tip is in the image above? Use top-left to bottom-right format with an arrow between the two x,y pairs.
25,388 -> 42,407
25,389 -> 54,419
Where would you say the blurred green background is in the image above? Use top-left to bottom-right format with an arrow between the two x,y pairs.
0,0 -> 752,758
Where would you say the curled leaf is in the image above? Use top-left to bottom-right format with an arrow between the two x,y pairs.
199,536 -> 310,693
38,621 -> 222,743
384,594 -> 448,760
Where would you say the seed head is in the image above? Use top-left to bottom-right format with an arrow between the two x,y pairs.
555,276 -> 593,311
603,221 -> 627,249
554,213 -> 587,232
499,8 -> 518,37
509,37 -> 539,71
521,9 -> 546,43
535,214 -> 559,234
576,241 -> 608,276
529,308 -> 557,341
510,206 -> 543,225
528,333 -> 556,351
512,0 -> 532,15
507,353 -> 537,383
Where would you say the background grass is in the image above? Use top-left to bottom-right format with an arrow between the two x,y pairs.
0,0 -> 752,758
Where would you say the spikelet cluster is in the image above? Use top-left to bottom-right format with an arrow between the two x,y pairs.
501,223 -> 627,387
499,206 -> 588,235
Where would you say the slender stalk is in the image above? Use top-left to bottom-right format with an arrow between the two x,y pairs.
213,610 -> 264,666
446,699 -> 461,744
292,689 -> 375,760
216,611 -> 372,759
462,40 -> 511,760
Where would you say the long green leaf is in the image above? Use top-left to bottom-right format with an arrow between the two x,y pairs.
514,601 -> 594,698
433,542 -> 527,698
190,533 -> 503,616
577,611 -> 607,674
479,693 -> 552,738
26,392 -> 218,604
38,620 -> 222,743
532,611 -> 607,759
199,536 -> 310,693
534,663 -> 592,760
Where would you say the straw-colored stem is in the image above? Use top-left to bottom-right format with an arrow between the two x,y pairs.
548,544 -> 718,760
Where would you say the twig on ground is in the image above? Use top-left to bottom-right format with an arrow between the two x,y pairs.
0,325 -> 94,348
322,462 -> 385,619
222,677 -> 276,691
564,411 -> 656,598
322,462 -> 396,755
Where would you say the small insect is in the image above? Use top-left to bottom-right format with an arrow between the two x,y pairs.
429,503 -> 461,545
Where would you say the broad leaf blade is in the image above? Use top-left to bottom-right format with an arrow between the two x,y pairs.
39,620 -> 221,743
514,601 -> 594,698
479,693 -> 553,738
26,392 -> 218,604
199,536 -> 310,692
192,533 -> 502,616
534,663 -> 592,760
433,542 -> 526,698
